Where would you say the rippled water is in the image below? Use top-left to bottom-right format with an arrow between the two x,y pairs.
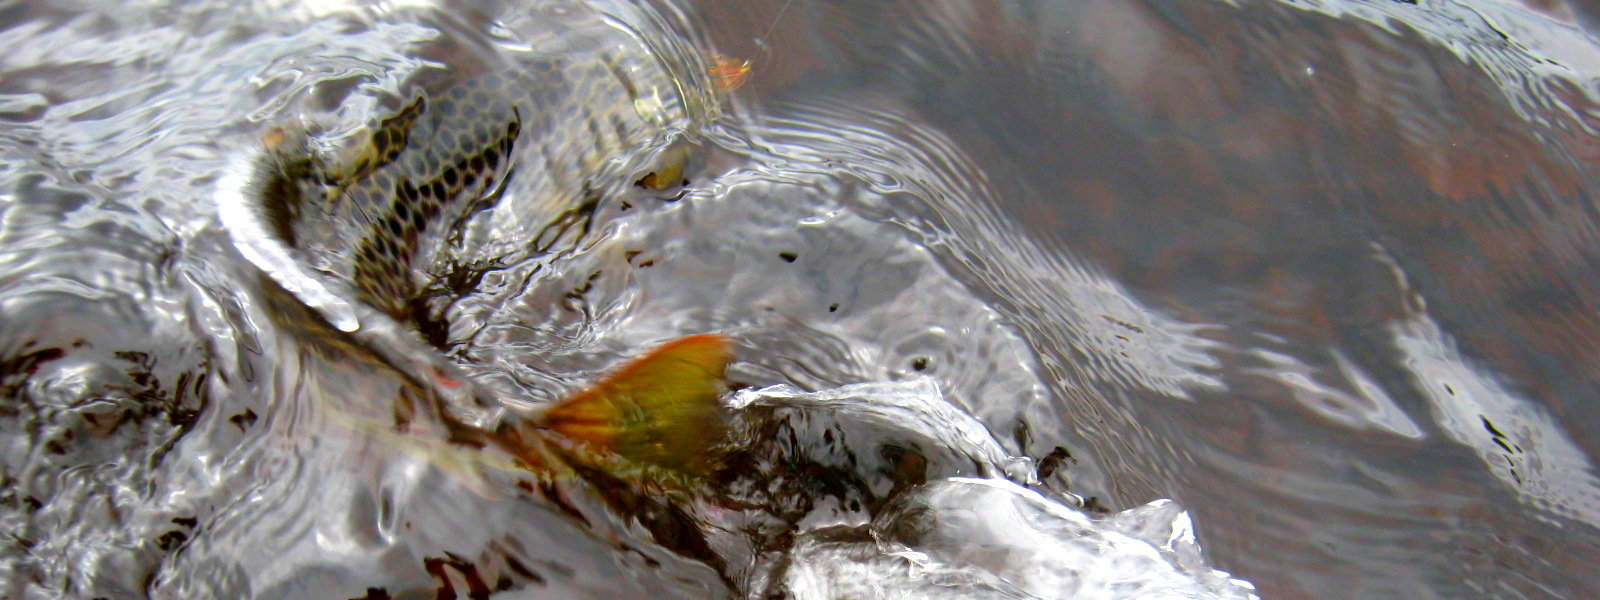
5,0 -> 1600,598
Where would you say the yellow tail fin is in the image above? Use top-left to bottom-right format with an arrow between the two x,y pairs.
537,334 -> 732,476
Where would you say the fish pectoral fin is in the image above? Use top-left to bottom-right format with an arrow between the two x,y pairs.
537,334 -> 732,476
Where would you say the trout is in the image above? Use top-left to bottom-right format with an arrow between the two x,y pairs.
216,45 -> 729,483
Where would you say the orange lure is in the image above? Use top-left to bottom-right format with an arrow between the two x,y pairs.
709,54 -> 752,93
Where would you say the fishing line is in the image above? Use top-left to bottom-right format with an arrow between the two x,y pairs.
754,0 -> 794,64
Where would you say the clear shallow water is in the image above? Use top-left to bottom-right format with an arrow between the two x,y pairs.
3,0 -> 1600,598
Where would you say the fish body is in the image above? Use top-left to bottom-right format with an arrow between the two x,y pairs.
327,333 -> 732,484
249,51 -> 691,325
218,43 -> 729,483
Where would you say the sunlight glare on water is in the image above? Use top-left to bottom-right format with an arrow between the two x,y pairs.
4,0 -> 1600,598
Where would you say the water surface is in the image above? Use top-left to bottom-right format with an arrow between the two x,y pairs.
3,0 -> 1600,598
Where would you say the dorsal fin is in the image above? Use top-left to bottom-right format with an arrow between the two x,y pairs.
535,334 -> 732,476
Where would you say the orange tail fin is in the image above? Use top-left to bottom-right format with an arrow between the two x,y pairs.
537,334 -> 732,476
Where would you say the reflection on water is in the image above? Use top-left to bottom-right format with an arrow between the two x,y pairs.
4,0 -> 1600,597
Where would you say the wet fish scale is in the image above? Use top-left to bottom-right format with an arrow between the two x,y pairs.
341,100 -> 522,317
260,55 -> 648,325
221,41 -> 718,442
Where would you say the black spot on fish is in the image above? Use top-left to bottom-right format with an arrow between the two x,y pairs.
778,251 -> 798,263
409,204 -> 425,230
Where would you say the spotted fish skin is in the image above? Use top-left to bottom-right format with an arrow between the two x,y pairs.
265,79 -> 524,324
218,36 -> 712,440
244,50 -> 692,332
337,93 -> 523,320
235,71 -> 735,477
